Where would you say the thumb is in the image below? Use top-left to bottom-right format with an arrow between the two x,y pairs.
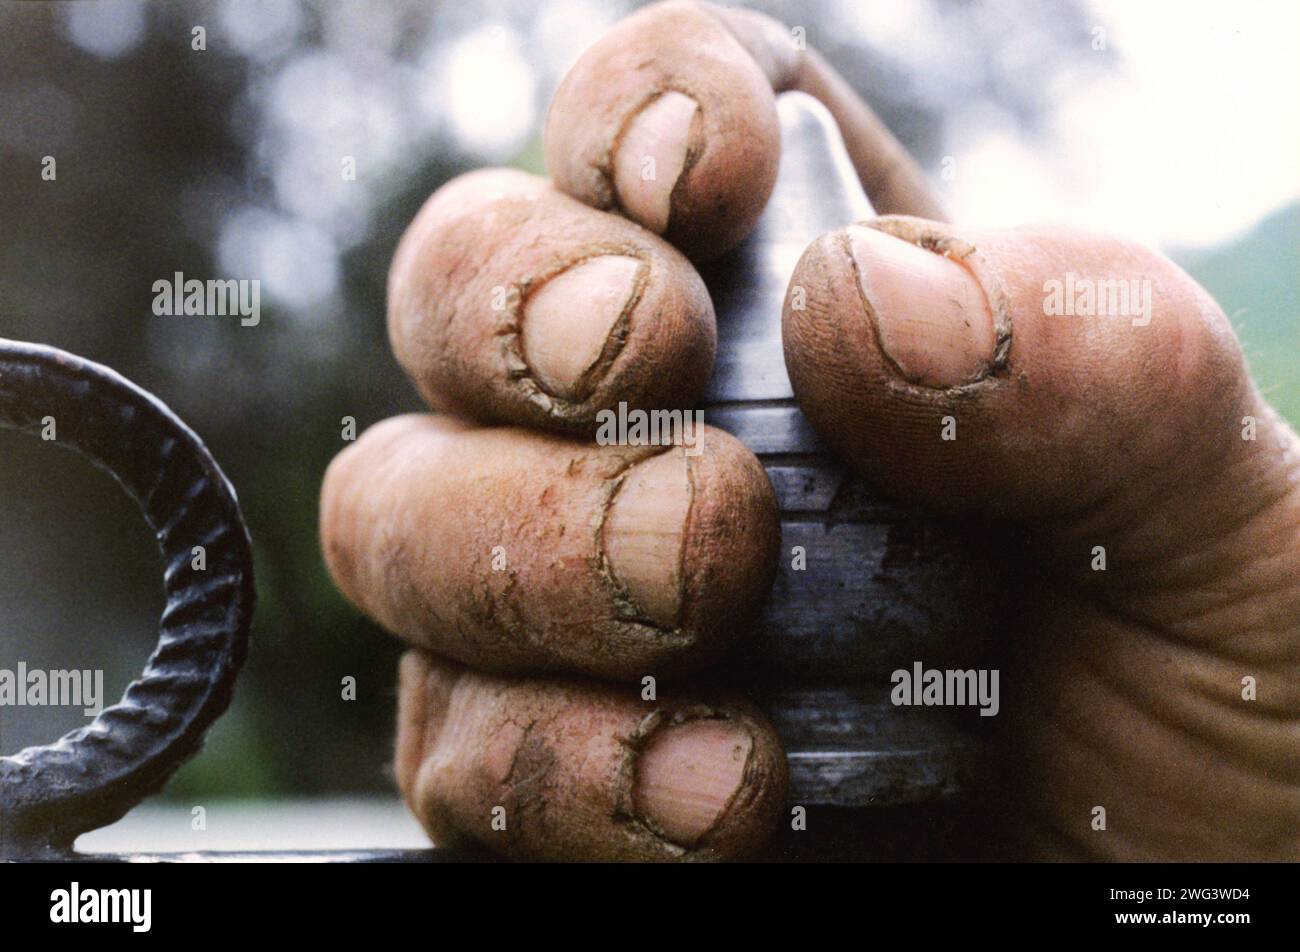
783,217 -> 1300,630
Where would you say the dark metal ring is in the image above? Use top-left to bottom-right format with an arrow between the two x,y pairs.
0,339 -> 254,857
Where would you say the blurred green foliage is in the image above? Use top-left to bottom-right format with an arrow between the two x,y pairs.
1177,203 -> 1300,427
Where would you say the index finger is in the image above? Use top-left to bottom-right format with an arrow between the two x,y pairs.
544,0 -> 946,260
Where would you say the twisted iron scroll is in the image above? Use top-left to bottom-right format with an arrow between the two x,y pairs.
0,339 -> 254,857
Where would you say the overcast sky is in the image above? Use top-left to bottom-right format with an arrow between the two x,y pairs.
942,0 -> 1300,249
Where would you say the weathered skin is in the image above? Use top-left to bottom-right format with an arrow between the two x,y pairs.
395,653 -> 787,862
388,169 -> 716,434
785,218 -> 1300,860
543,1 -> 945,256
321,416 -> 778,680
543,1 -> 780,259
320,0 -> 1300,861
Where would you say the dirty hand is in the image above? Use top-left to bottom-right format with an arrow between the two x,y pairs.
320,1 -> 1300,861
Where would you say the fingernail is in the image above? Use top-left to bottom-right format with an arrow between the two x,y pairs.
636,719 -> 752,847
602,449 -> 690,628
848,225 -> 996,387
613,91 -> 699,234
522,254 -> 641,398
